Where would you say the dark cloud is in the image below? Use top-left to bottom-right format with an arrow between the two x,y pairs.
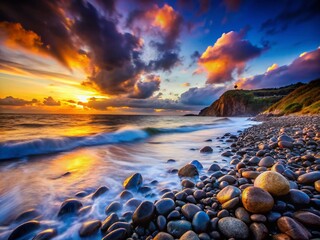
197,30 -> 267,84
0,96 -> 38,106
261,1 -> 320,35
129,75 -> 161,99
180,85 -> 225,105
147,51 -> 181,72
223,0 -> 241,12
236,48 -> 320,89
189,50 -> 201,67
43,96 -> 60,106
94,0 -> 117,15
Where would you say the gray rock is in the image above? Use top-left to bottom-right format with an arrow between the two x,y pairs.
181,203 -> 201,220
132,201 -> 155,226
180,230 -> 200,240
155,198 -> 175,216
192,211 -> 210,233
154,232 -> 174,240
218,217 -> 249,239
167,220 -> 192,238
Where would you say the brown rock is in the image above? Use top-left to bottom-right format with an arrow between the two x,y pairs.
254,171 -> 290,196
242,187 -> 274,213
178,164 -> 199,178
277,216 -> 311,240
315,180 -> 320,192
250,222 -> 268,240
272,233 -> 291,240
216,186 -> 241,204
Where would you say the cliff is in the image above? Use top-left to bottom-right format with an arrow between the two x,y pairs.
199,83 -> 304,116
265,79 -> 320,115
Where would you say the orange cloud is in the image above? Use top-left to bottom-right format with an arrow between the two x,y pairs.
153,4 -> 179,32
266,63 -> 278,73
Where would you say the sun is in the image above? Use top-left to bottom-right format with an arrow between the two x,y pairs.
76,95 -> 90,103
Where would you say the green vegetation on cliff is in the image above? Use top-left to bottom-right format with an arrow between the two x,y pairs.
265,79 -> 320,115
199,83 -> 305,116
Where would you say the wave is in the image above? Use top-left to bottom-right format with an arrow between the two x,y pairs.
0,120 -> 231,160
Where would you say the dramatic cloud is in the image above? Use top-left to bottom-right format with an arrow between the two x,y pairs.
129,75 -> 161,99
43,96 -> 60,106
261,1 -> 320,35
189,51 -> 201,67
236,48 -> 320,89
180,85 -> 225,105
197,30 -> 266,84
0,96 -> 38,106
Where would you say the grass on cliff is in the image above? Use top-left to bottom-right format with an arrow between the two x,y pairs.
266,79 -> 320,115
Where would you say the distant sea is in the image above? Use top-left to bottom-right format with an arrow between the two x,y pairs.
0,114 -> 258,239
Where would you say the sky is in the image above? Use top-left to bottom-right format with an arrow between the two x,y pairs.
0,0 -> 319,114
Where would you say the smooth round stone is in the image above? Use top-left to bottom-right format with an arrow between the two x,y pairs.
218,217 -> 249,239
75,191 -> 88,197
180,230 -> 200,240
242,187 -> 274,213
315,180 -> 320,192
278,135 -> 293,142
254,171 -> 290,196
242,171 -> 260,179
155,198 -> 175,216
217,209 -> 229,218
57,199 -> 82,216
221,197 -> 240,210
102,228 -> 127,240
124,198 -> 142,211
101,213 -> 119,232
15,209 -> 41,222
271,163 -> 286,174
8,220 -> 40,240
278,141 -> 293,149
78,206 -> 92,216
293,211 -> 320,227
192,211 -> 210,233
208,164 -> 221,172
181,179 -> 195,188
190,160 -> 203,170
167,220 -> 192,238
277,216 -> 311,240
267,211 -> 281,223
235,207 -> 250,224
154,232 -> 174,240
217,186 -> 241,204
167,210 -> 180,220
108,222 -> 131,234
218,175 -> 236,184
193,190 -> 206,200
288,189 -> 310,205
132,201 -> 155,226
162,192 -> 175,200
258,156 -> 275,168
272,233 -> 291,240
200,146 -> 213,153
297,171 -> 320,184
186,195 -> 197,204
92,186 -> 109,199
157,215 -> 167,231
119,190 -> 133,200
33,228 -> 57,240
178,164 -> 199,178
181,203 -> 201,220
250,222 -> 268,240
249,156 -> 260,165
79,220 -> 101,237
123,173 -> 143,190
250,214 -> 266,222
105,201 -> 122,214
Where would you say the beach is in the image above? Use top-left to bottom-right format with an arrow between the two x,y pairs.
0,114 -> 319,240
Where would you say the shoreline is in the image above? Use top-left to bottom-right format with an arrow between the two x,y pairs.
4,115 -> 320,240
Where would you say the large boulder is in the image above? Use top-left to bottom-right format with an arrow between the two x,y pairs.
254,171 -> 290,196
178,164 -> 199,178
242,187 -> 274,213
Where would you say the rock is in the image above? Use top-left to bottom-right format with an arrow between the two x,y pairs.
79,220 -> 101,237
78,205 -> 92,216
217,175 -> 237,184
267,211 -> 281,223
250,222 -> 268,240
178,164 -> 199,178
8,220 -> 40,240
108,222 -> 131,234
101,213 -> 119,232
192,211 -> 210,233
272,233 -> 291,240
92,186 -> 109,199
288,189 -> 310,205
193,190 -> 206,200
33,229 -> 57,240
124,198 -> 142,211
315,180 -> 320,192
254,171 -> 290,196
155,198 -> 175,216
217,186 -> 241,204
278,135 -> 293,142
200,146 -> 213,153
15,209 -> 40,222
180,230 -> 200,240
250,214 -> 267,222
242,187 -> 274,213
123,173 -> 143,190
271,163 -> 285,174
221,151 -> 233,157
293,211 -> 320,227
102,228 -> 127,240
181,179 -> 195,188
259,156 -> 275,168
278,141 -> 293,149
297,171 -> 320,184
119,190 -> 133,200
132,201 -> 155,226
235,207 -> 251,224
242,171 -> 260,179
208,163 -> 220,172
167,159 -> 176,163
181,203 -> 201,220
154,232 -> 174,240
221,197 -> 240,209
190,160 -> 203,170
167,220 -> 192,238
105,201 -> 122,214
218,217 -> 249,239
157,215 -> 167,231
57,199 -> 82,216
277,216 -> 311,240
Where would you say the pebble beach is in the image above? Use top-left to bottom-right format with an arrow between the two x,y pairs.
4,115 -> 320,240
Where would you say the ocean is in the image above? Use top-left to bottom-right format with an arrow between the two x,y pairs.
0,114 -> 258,239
